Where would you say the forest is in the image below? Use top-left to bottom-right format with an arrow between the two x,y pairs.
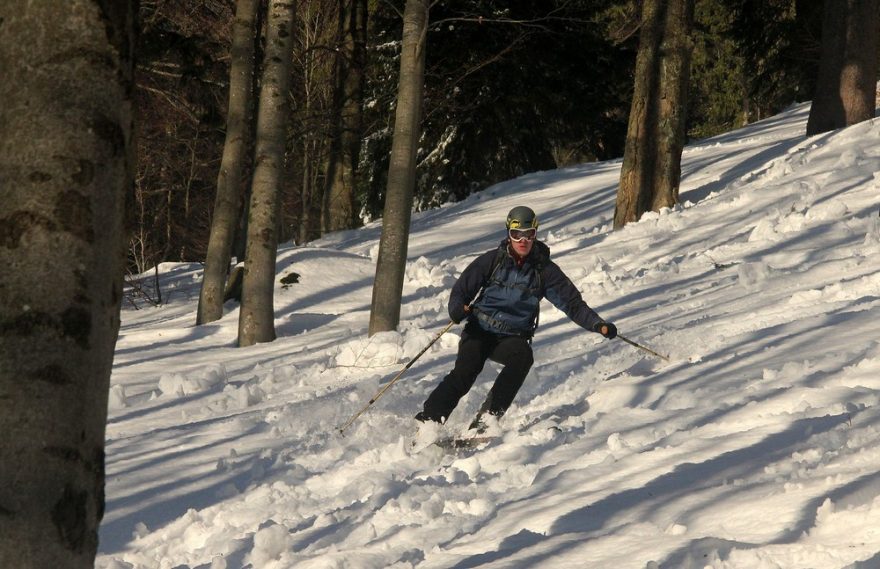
0,1 -> 878,566
132,0 -> 829,273
129,0 -> 877,346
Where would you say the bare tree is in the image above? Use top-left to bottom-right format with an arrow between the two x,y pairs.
322,0 -> 369,234
614,0 -> 695,229
238,0 -> 296,347
369,0 -> 430,335
0,2 -> 135,567
131,2 -> 234,270
292,0 -> 334,245
197,0 -> 260,325
806,0 -> 879,135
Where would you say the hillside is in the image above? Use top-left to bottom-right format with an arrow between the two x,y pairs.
98,103 -> 880,569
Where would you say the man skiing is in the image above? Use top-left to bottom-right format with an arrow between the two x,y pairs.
415,205 -> 617,428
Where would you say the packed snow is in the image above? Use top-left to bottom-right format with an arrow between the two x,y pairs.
97,102 -> 880,568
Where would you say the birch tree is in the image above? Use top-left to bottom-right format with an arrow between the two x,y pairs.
0,1 -> 135,567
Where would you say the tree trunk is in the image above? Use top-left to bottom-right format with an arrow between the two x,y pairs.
0,2 -> 135,567
368,0 -> 429,335
197,0 -> 259,325
300,140 -> 313,244
322,0 -> 368,234
238,0 -> 295,347
614,0 -> 694,229
296,2 -> 319,245
806,0 -> 879,135
615,0 -> 664,229
652,0 -> 693,210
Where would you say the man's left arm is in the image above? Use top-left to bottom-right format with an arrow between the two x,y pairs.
543,263 -> 616,338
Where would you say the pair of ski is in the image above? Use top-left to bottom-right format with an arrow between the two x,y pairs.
429,397 -> 497,451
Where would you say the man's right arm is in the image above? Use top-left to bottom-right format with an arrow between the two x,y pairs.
448,249 -> 497,322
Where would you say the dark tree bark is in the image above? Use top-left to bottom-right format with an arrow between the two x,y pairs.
806,0 -> 879,135
197,0 -> 259,325
322,0 -> 368,234
615,0 -> 695,229
238,0 -> 295,347
0,1 -> 135,567
369,0 -> 429,335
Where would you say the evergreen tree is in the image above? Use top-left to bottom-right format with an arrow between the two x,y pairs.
729,0 -> 822,121
360,0 -> 634,217
688,0 -> 748,138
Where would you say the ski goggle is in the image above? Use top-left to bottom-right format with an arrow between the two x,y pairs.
509,228 -> 537,242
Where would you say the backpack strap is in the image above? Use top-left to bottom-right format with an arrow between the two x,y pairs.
488,244 -> 507,283
477,244 -> 508,294
475,243 -> 547,337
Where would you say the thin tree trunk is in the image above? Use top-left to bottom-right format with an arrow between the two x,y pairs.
322,0 -> 368,234
297,2 -> 318,245
321,0 -> 348,235
300,144 -> 312,244
369,0 -> 429,335
238,0 -> 295,347
197,0 -> 259,325
0,1 -> 135,567
807,0 -> 879,135
614,0 -> 694,229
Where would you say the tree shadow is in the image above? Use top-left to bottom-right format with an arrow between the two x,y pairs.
443,413 -> 849,568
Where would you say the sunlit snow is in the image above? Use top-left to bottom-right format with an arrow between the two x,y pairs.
97,102 -> 880,568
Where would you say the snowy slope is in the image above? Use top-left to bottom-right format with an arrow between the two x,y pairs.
97,102 -> 880,569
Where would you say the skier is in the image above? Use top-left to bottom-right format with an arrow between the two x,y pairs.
415,205 -> 617,428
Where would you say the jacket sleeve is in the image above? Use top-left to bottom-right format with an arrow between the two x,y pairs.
448,249 -> 497,322
541,261 -> 604,332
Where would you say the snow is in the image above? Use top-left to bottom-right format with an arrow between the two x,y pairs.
96,102 -> 880,568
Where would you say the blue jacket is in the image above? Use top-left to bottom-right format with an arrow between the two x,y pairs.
449,239 -> 604,337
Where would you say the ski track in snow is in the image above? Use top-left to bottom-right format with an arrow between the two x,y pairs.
96,103 -> 880,569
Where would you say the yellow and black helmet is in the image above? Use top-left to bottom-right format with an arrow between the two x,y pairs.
505,206 -> 539,230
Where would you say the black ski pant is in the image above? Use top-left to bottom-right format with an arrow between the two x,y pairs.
421,324 -> 534,422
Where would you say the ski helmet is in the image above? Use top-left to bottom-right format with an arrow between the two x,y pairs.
506,206 -> 539,230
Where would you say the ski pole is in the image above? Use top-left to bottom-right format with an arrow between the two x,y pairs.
617,334 -> 670,361
338,320 -> 456,435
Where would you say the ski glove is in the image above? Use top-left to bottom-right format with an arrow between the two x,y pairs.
593,321 -> 617,339
450,304 -> 470,324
